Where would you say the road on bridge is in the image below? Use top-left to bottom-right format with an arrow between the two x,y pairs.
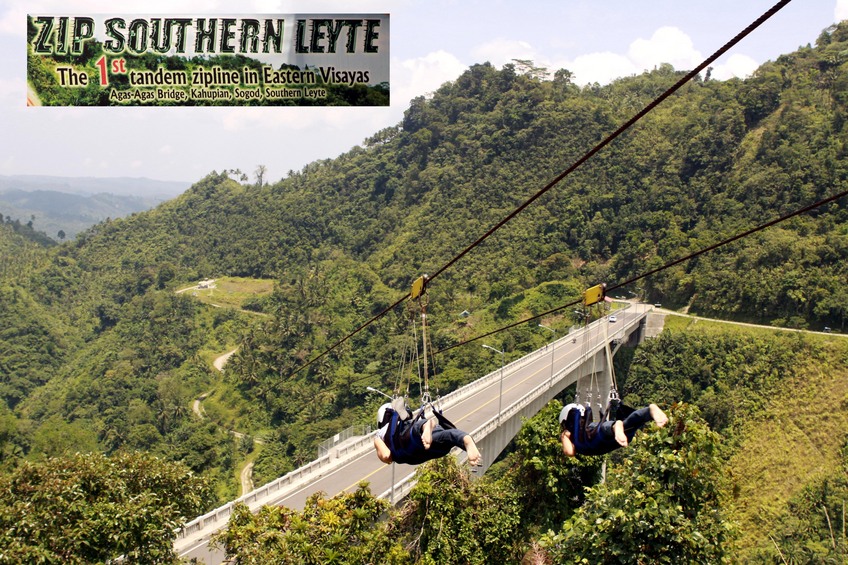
179,308 -> 643,563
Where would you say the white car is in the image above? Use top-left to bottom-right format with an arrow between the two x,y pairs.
608,315 -> 617,323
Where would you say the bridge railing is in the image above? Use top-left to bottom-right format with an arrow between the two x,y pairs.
318,424 -> 373,458
435,313 -> 611,412
470,349 -> 584,441
177,450 -> 335,540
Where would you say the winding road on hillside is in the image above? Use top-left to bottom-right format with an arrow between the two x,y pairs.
176,281 -> 272,497
192,394 -> 208,419
213,348 -> 239,371
193,347 -> 261,495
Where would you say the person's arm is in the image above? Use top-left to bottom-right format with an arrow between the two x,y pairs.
374,436 -> 393,464
561,429 -> 576,457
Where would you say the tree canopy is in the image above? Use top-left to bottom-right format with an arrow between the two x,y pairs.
0,451 -> 210,564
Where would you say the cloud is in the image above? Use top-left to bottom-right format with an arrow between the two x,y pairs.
566,52 -> 639,85
462,26 -> 706,86
471,38 -> 536,68
628,26 -> 702,70
709,53 -> 759,80
493,25 -> 751,86
393,50 -> 467,105
837,0 -> 848,21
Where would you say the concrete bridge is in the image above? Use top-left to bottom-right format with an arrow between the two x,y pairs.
176,303 -> 655,563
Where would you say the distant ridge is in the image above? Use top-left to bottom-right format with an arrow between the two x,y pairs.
0,175 -> 192,240
0,175 -> 190,200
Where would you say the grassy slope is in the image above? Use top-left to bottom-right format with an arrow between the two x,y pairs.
176,276 -> 274,309
661,314 -> 848,558
727,351 -> 848,558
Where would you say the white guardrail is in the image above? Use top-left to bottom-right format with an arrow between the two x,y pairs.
177,451 -> 335,539
177,304 -> 646,542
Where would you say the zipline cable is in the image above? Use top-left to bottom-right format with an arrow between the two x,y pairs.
291,186 -> 847,394
290,184 -> 846,397
437,187 -> 848,354
286,0 -> 792,378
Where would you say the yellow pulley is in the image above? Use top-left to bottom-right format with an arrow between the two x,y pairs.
411,274 -> 428,300
583,282 -> 607,307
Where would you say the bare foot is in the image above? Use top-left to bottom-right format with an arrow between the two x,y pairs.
649,404 -> 668,428
421,419 -> 434,449
464,436 -> 482,466
613,420 -> 628,447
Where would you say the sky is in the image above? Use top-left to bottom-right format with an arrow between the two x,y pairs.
1,0 -> 845,187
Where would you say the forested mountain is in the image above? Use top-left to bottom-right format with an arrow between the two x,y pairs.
2,21 -> 848,563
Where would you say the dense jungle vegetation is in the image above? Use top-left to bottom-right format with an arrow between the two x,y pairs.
3,20 -> 848,563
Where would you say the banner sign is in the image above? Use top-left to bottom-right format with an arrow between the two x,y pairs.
26,14 -> 389,107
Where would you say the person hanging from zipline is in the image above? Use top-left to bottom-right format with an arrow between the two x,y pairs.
372,274 -> 482,466
373,401 -> 482,466
557,281 -> 668,457
558,401 -> 668,457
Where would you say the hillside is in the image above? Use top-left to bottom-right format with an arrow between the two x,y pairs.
1,19 -> 848,562
35,41 -> 848,330
0,188 -> 161,241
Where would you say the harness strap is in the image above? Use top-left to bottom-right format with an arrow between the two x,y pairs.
571,405 -> 608,455
386,410 -> 424,464
431,406 -> 456,430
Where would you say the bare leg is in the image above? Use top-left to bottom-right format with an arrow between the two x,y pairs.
464,435 -> 482,465
421,418 -> 435,449
613,420 -> 628,447
649,404 -> 668,428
